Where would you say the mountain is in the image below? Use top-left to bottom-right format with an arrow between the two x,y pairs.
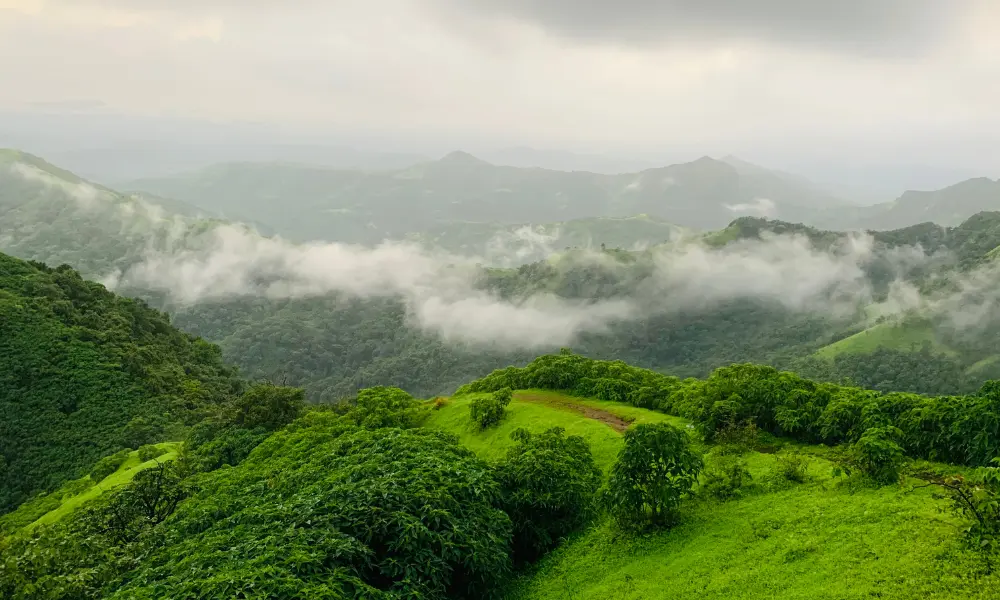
122,153 -> 851,244
479,146 -> 657,173
0,250 -> 240,513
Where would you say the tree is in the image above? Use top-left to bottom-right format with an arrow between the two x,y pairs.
494,427 -> 602,564
471,388 -> 513,429
603,423 -> 703,529
228,382 -> 305,431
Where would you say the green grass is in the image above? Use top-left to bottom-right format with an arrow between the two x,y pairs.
509,449 -> 996,599
815,321 -> 954,359
966,355 -> 1000,375
423,390 -> 681,472
22,442 -> 181,531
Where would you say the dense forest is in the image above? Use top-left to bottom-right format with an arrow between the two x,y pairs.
0,251 -> 241,513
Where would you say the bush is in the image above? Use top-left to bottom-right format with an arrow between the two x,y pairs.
82,462 -> 189,546
714,419 -> 760,455
494,427 -> 603,564
349,386 -> 428,429
108,426 -> 513,600
702,456 -> 752,500
603,423 -> 703,530
914,463 -> 1000,573
471,388 -> 513,430
137,445 -> 167,463
90,449 -> 131,482
774,453 -> 810,483
850,426 -> 906,485
228,383 -> 305,431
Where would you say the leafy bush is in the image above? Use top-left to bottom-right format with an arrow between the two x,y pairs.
774,453 -> 810,483
136,445 -> 166,463
90,450 -> 131,483
227,382 -> 305,431
471,388 -> 513,430
494,427 -> 602,564
348,385 -> 428,429
603,423 -> 703,530
109,426 -> 513,600
81,462 -> 189,546
714,419 -> 760,455
914,463 -> 1000,573
702,456 -> 752,500
850,426 -> 906,485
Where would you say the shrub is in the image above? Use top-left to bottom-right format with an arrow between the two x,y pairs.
603,423 -> 703,530
228,383 -> 305,431
715,419 -> 760,455
82,462 -> 189,546
702,456 -> 753,500
850,426 -> 906,485
90,450 -> 131,482
471,388 -> 513,430
914,463 -> 1000,573
137,445 -> 167,463
774,453 -> 810,484
494,427 -> 603,564
349,386 -> 427,429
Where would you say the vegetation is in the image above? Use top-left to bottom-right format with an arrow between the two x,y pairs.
603,423 -> 703,529
471,387 -> 514,429
0,251 -> 240,513
494,427 -> 603,564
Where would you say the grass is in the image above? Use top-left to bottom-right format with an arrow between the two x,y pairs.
508,449 -> 997,599
966,354 -> 1000,375
814,320 -> 954,359
423,390 -> 681,472
21,442 -> 181,532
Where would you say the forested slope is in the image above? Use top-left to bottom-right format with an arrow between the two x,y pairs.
0,251 -> 240,513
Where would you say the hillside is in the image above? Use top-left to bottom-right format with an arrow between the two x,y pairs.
122,153 -> 850,244
0,251 -> 240,513
6,353 -> 1000,598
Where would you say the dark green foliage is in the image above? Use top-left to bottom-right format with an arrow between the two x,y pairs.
603,423 -> 703,530
136,445 -> 166,463
702,456 -> 753,500
0,252 -> 241,513
494,427 -> 603,564
471,388 -> 514,429
227,382 -> 306,431
111,425 -> 513,599
89,450 -> 131,483
83,462 -> 189,546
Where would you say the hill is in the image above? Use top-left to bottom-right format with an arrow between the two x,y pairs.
0,250 -> 240,513
122,153 -> 850,244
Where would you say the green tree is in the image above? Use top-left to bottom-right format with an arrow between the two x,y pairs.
494,427 -> 602,564
603,423 -> 703,529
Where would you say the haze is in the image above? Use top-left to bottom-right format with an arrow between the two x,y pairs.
0,0 -> 998,194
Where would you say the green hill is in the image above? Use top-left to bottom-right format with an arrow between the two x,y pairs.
0,251 -> 239,513
814,320 -> 954,359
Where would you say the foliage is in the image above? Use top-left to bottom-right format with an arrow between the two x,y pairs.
713,419 -> 761,454
773,453 -> 810,484
915,464 -> 1000,573
346,385 -> 428,429
603,423 -> 703,530
89,450 -> 131,483
81,462 -> 189,546
848,426 -> 907,485
0,251 -> 240,513
227,382 -> 305,431
136,445 -> 166,463
494,427 -> 603,564
702,456 -> 753,500
471,388 -> 514,429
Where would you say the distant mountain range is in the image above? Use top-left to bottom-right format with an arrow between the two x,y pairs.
120,152 -> 859,244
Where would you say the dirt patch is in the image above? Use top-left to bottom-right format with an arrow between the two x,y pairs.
515,392 -> 632,433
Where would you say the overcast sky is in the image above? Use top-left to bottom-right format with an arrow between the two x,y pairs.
1,1 -> 999,173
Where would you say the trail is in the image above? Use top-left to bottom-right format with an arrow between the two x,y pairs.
514,391 -> 632,433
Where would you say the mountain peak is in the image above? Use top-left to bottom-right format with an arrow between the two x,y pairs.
438,150 -> 491,166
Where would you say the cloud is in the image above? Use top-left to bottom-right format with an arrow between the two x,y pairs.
724,198 -> 776,216
436,0 -> 963,55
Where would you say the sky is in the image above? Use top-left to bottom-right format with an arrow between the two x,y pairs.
0,0 -> 999,177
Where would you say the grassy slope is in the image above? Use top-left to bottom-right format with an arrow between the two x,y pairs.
1,442 -> 181,534
424,390 -> 681,472
814,320 -> 955,359
510,449 -> 996,600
